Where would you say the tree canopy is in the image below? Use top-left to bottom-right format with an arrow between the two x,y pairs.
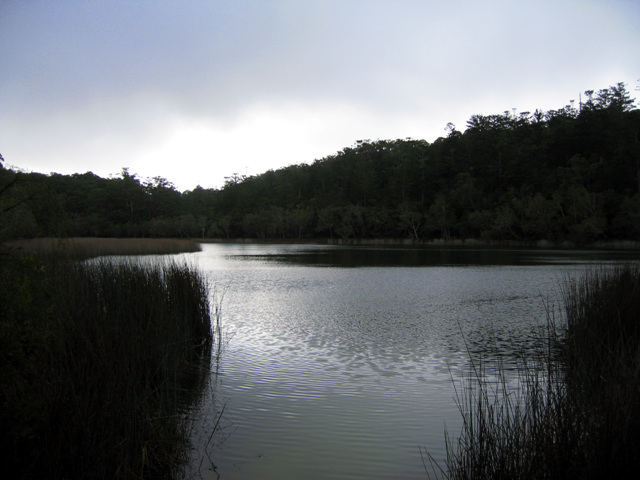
2,82 -> 639,245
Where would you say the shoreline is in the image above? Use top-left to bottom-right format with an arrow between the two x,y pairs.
200,237 -> 640,250
7,236 -> 640,254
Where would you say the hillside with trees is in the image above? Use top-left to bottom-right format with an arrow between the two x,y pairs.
2,82 -> 639,245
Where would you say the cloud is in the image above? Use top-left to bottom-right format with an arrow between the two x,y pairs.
1,0 -> 639,190
132,100 -> 433,191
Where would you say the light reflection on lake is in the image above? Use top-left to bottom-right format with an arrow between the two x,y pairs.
182,244 -> 640,480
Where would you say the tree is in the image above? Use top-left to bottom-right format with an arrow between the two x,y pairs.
287,208 -> 314,239
398,202 -> 424,241
242,212 -> 268,238
0,157 -> 42,239
144,176 -> 181,219
110,168 -> 147,225
582,83 -> 635,113
224,173 -> 247,186
426,195 -> 455,240
512,193 -> 560,240
316,207 -> 341,239
613,193 -> 640,239
2,81 -> 638,244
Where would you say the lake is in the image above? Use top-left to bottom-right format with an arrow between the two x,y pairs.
180,243 -> 639,480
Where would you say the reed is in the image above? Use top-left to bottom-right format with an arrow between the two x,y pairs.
6,237 -> 202,259
559,264 -> 640,476
432,263 -> 640,480
0,253 -> 216,479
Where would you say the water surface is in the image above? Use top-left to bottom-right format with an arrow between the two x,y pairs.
183,244 -> 639,479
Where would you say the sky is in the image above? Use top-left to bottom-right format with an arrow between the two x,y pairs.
1,1 -> 639,192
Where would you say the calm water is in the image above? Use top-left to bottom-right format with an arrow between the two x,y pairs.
179,244 -> 639,480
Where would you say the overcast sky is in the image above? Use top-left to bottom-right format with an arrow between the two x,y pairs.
1,1 -> 639,191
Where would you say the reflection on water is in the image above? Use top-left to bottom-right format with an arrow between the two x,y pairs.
229,244 -> 639,267
183,244 -> 639,480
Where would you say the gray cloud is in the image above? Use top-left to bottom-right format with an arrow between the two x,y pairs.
1,0 -> 639,190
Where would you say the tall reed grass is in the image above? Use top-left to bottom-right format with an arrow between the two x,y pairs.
6,237 -> 202,260
0,252 -> 215,479
431,263 -> 640,480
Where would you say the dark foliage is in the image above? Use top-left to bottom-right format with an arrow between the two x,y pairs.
3,82 -> 639,243
0,252 -> 214,479
434,264 -> 640,480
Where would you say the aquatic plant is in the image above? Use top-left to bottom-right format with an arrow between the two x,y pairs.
0,253 -> 216,479
6,236 -> 201,260
431,263 -> 640,479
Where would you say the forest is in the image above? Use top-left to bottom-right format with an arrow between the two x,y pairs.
2,82 -> 639,245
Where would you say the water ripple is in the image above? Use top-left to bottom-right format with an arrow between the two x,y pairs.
184,244 -> 623,480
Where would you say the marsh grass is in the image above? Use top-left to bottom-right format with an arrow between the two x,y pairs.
432,263 -> 640,480
6,237 -> 202,260
559,264 -> 640,476
0,253 -> 215,479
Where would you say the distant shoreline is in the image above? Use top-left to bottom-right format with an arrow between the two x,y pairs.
199,237 -> 640,250
8,236 -> 639,253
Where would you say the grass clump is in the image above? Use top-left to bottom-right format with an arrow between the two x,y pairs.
559,264 -> 640,476
432,263 -> 640,480
0,251 -> 215,479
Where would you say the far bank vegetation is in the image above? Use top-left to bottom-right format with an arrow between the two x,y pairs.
6,237 -> 201,260
1,82 -> 639,245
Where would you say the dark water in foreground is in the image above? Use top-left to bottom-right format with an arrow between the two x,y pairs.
179,244 -> 639,480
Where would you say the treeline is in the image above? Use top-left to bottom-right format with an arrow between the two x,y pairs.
2,82 -> 639,244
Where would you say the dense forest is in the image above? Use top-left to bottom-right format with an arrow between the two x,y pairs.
2,82 -> 639,245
